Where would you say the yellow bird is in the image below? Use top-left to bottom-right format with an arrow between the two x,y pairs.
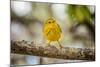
43,17 -> 63,48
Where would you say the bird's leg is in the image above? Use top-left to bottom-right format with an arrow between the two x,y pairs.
57,40 -> 63,49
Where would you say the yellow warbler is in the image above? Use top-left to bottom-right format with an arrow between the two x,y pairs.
43,17 -> 62,48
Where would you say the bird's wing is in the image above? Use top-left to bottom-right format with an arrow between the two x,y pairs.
57,24 -> 62,33
46,29 -> 50,35
43,26 -> 51,36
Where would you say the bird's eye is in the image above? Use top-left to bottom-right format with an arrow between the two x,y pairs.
48,22 -> 51,23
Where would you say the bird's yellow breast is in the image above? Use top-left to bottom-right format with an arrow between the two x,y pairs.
43,23 -> 61,41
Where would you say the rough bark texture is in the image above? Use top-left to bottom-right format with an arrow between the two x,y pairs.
11,40 -> 95,61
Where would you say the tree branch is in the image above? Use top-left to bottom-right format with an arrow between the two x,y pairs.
11,40 -> 95,61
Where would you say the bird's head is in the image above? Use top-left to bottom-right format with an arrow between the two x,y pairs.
45,17 -> 56,25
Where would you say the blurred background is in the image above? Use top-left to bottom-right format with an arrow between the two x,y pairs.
10,0 -> 95,66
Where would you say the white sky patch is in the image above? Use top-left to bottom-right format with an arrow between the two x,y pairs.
11,1 -> 32,17
51,4 -> 67,21
88,5 -> 95,14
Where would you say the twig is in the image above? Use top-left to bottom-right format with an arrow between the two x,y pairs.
11,40 -> 95,61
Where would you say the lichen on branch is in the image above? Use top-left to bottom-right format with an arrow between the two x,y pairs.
11,40 -> 95,61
